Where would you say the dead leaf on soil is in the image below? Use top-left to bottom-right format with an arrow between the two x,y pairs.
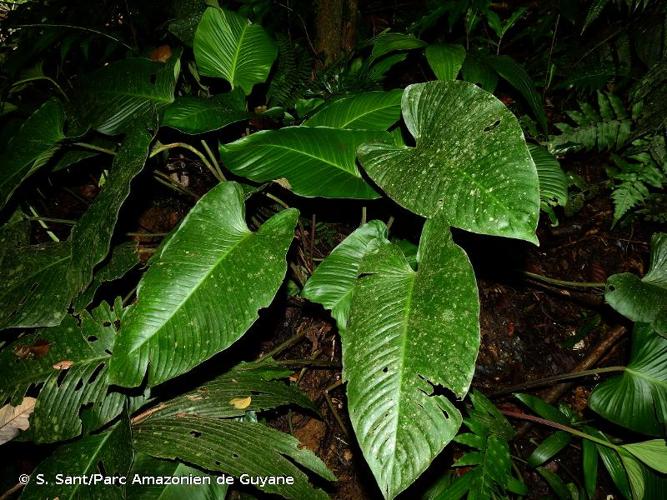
0,397 -> 36,445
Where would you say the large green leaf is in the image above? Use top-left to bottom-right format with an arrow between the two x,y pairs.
147,359 -> 317,419
162,91 -> 249,134
21,418 -> 132,499
71,55 -> 180,135
0,99 -> 65,209
425,43 -> 466,81
134,415 -> 335,499
0,240 -> 77,329
343,213 -> 479,498
303,91 -> 403,130
370,32 -> 426,62
220,127 -> 388,199
302,220 -> 389,329
589,323 -> 667,436
358,81 -> 540,243
529,144 -> 568,208
108,182 -> 298,387
622,440 -> 667,473
128,454 -> 228,500
194,7 -> 277,94
0,303 -> 128,443
606,233 -> 667,335
69,124 -> 154,294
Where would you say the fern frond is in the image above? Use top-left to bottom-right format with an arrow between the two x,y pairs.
549,92 -> 634,153
267,34 -> 312,108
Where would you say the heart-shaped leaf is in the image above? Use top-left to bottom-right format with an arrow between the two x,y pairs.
358,81 -> 539,243
343,213 -> 479,498
108,182 -> 298,387
194,7 -> 277,94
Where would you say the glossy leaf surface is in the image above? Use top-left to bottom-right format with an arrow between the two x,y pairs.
303,91 -> 402,130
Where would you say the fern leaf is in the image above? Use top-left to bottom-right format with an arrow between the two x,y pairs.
267,35 -> 312,108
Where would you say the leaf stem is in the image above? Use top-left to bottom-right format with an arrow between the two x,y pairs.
10,76 -> 70,102
73,142 -> 117,156
27,216 -> 76,225
259,329 -> 307,361
200,139 -> 225,181
16,23 -> 133,50
521,271 -> 605,289
490,366 -> 626,396
150,142 -> 224,183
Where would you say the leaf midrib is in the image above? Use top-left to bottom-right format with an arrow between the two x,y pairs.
228,15 -> 249,89
626,367 -> 667,389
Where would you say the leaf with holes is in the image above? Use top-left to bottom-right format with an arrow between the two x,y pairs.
589,323 -> 667,436
606,233 -> 667,336
108,182 -> 298,387
343,212 -> 479,498
162,90 -> 249,134
220,127 -> 389,199
21,417 -> 132,499
303,91 -> 403,130
0,303 -> 127,443
0,99 -> 66,210
303,220 -> 389,329
134,415 -> 335,499
194,7 -> 277,94
358,81 -> 539,243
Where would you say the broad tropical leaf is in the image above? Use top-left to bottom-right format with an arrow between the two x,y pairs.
303,91 -> 402,130
71,54 -> 180,135
425,43 -> 466,81
358,81 -> 540,243
302,220 -> 389,328
74,242 -> 140,312
605,232 -> 667,335
194,7 -> 277,94
0,99 -> 65,209
51,136 -> 119,172
622,440 -> 667,473
589,323 -> 667,436
21,418 -> 132,499
343,213 -> 479,498
370,32 -> 426,62
162,91 -> 249,134
144,359 -> 317,419
108,182 -> 298,387
220,127 -> 388,199
128,454 -> 228,499
69,124 -> 155,294
528,144 -> 568,208
0,303 -> 128,443
0,240 -> 76,330
134,415 -> 335,499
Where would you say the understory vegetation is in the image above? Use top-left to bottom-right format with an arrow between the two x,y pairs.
0,0 -> 665,499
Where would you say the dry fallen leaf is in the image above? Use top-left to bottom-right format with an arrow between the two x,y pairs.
229,396 -> 252,409
0,397 -> 36,445
13,339 -> 51,359
53,360 -> 73,370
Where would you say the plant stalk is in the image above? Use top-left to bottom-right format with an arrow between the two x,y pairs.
490,366 -> 626,396
522,271 -> 605,289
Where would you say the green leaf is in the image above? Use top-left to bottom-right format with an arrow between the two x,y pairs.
529,144 -> 568,208
619,450 -> 646,500
144,359 -> 317,419
71,55 -> 180,135
514,393 -> 570,425
21,417 -> 132,499
51,137 -> 119,172
589,323 -> 667,436
0,240 -> 77,329
162,91 -> 249,134
582,438 -> 599,499
461,55 -> 498,92
527,431 -> 572,467
605,233 -> 667,335
358,81 -> 540,243
128,454 -> 228,499
0,303 -> 127,443
486,55 -> 548,132
303,91 -> 402,130
108,182 -> 298,387
134,415 -> 335,499
343,213 -> 479,498
0,99 -> 65,209
302,220 -> 388,329
536,467 -> 571,500
425,43 -> 466,81
220,127 -> 388,199
622,440 -> 667,473
194,7 -> 277,95
74,242 -> 140,312
370,32 -> 426,62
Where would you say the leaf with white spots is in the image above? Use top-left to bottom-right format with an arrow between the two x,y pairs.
0,303 -> 129,443
0,397 -> 35,445
358,80 -> 540,244
343,213 -> 479,499
108,182 -> 298,388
